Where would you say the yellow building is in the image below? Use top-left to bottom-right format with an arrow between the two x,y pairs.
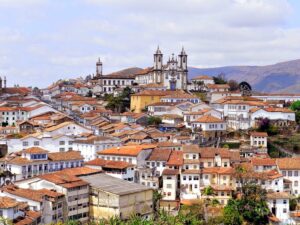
130,90 -> 175,113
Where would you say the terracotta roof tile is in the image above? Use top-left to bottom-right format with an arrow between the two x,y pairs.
250,132 -> 268,137
276,158 -> 300,170
166,151 -> 183,166
147,149 -> 172,161
207,84 -> 230,89
0,196 -> 22,208
22,147 -> 48,154
98,144 -> 156,157
162,169 -> 179,176
48,151 -> 84,161
194,115 -> 224,123
191,75 -> 213,80
251,157 -> 275,166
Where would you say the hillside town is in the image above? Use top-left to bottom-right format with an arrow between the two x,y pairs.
1,48 -> 300,225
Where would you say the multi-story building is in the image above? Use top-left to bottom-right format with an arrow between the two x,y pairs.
80,173 -> 153,221
97,145 -> 155,167
180,145 -> 239,200
85,158 -> 135,182
276,158 -> 300,195
90,58 -> 135,95
135,47 -> 188,91
250,132 -> 268,149
0,147 -> 84,180
0,185 -> 66,224
73,136 -> 122,161
0,196 -> 36,223
162,169 -> 179,201
190,115 -> 226,143
267,192 -> 291,224
17,168 -> 92,223
3,133 -> 76,153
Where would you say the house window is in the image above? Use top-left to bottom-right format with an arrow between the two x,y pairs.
295,171 -> 298,176
166,184 -> 172,188
288,171 -> 293,177
34,141 -> 39,146
59,141 -> 65,145
283,208 -> 287,213
23,141 -> 29,147
282,171 -> 286,176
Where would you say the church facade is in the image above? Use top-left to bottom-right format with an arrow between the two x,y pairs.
135,47 -> 188,90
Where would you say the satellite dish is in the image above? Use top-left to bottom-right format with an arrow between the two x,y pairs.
239,81 -> 252,96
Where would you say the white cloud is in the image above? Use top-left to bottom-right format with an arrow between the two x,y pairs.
0,0 -> 298,87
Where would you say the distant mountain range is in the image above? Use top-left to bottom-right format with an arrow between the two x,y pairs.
107,59 -> 300,93
188,59 -> 300,93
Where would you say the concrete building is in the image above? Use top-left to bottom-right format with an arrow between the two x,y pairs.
80,173 -> 153,220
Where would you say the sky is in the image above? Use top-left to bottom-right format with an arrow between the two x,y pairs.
0,0 -> 300,88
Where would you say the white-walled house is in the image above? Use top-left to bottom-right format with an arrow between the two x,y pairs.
97,145 -> 155,167
250,107 -> 295,128
162,169 -> 178,201
0,147 -> 84,180
0,196 -> 27,222
73,136 -> 122,161
2,133 -> 76,153
85,158 -> 135,182
0,185 -> 65,224
0,104 -> 57,126
184,108 -> 223,128
267,192 -> 291,224
250,132 -> 268,148
276,158 -> 300,195
44,121 -> 92,136
146,149 -> 172,176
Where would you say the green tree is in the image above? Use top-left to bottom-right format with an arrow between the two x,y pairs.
295,111 -> 300,124
213,73 -> 227,84
228,79 -> 239,91
290,100 -> 300,111
147,116 -> 162,126
153,190 -> 162,214
85,90 -> 93,97
223,199 -> 243,225
0,217 -> 12,225
290,198 -> 298,211
105,87 -> 134,113
238,184 -> 270,225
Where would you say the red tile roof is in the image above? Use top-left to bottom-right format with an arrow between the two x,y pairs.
166,151 -> 183,166
147,149 -> 172,161
98,145 -> 156,157
194,115 -> 224,123
48,151 -> 84,161
22,147 -> 49,154
251,158 -> 276,166
250,132 -> 268,137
